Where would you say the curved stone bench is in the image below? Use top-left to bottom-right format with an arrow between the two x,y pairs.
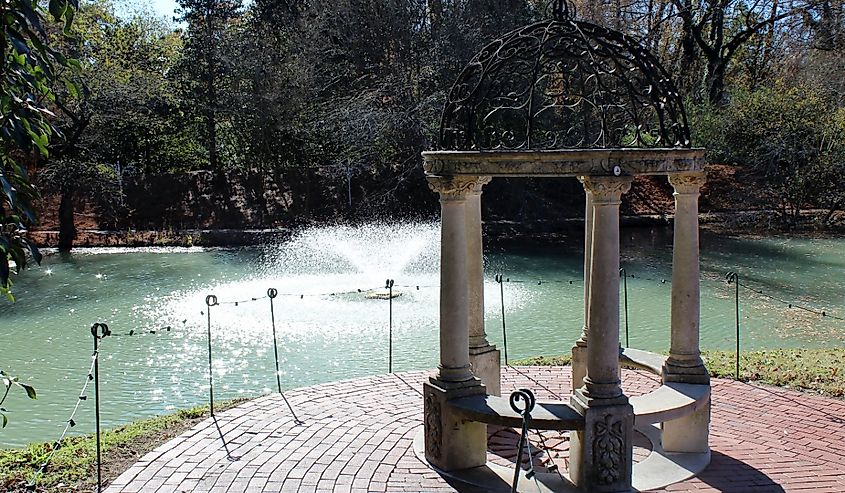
448,394 -> 585,430
617,347 -> 711,425
631,382 -> 710,425
620,347 -> 665,375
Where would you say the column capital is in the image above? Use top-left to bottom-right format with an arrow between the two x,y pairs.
669,171 -> 707,195
427,176 -> 491,200
579,176 -> 633,205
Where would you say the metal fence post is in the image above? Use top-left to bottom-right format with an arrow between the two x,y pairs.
496,274 -> 509,365
386,279 -> 394,373
205,295 -> 218,416
90,323 -> 110,493
725,272 -> 740,379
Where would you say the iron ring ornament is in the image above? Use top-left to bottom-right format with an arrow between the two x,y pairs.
438,0 -> 691,152
509,388 -> 537,416
90,323 -> 111,339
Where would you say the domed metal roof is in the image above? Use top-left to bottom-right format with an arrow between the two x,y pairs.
439,1 -> 691,151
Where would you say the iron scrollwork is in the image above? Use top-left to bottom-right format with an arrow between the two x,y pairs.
440,0 -> 691,152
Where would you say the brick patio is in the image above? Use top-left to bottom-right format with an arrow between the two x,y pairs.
105,367 -> 845,492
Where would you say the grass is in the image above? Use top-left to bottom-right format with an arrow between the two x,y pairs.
512,348 -> 845,398
0,399 -> 246,493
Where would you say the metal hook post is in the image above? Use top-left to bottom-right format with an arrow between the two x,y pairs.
725,272 -> 740,379
386,279 -> 394,373
266,288 -> 304,425
510,388 -> 537,493
90,323 -> 109,493
205,295 -> 218,416
496,274 -> 509,365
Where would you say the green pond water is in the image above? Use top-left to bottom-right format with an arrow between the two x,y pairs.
1,222 -> 843,448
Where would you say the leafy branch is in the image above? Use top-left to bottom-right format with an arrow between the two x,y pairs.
0,369 -> 37,429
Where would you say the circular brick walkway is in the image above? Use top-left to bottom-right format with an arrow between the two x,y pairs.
106,367 -> 845,492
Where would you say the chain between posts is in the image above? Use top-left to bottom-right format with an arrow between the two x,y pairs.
25,326 -> 106,491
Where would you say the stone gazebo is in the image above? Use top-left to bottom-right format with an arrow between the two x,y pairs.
417,2 -> 711,492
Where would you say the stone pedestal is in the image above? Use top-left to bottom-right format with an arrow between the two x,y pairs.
423,379 -> 488,472
569,403 -> 635,492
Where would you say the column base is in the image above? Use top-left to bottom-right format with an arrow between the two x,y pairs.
663,357 -> 710,385
469,344 -> 501,396
569,403 -> 634,492
423,379 -> 487,472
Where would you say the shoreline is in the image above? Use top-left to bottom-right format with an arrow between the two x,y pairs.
26,210 -> 845,249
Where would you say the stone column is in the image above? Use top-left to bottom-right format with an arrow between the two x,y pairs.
465,177 -> 501,396
663,171 -> 710,453
423,176 -> 487,472
571,182 -> 594,392
570,176 -> 634,493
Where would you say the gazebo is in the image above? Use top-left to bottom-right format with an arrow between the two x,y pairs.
418,2 -> 711,491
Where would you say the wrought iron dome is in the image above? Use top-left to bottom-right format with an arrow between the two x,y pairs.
439,1 -> 691,151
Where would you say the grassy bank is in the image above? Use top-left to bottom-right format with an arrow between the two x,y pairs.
0,399 -> 246,493
513,348 -> 845,398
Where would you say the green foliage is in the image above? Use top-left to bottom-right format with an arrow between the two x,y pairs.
691,86 -> 845,223
1,0 -> 81,295
0,369 -> 37,429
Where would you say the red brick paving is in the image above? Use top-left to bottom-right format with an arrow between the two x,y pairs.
105,367 -> 845,492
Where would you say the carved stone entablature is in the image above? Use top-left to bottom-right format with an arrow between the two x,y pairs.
593,414 -> 625,485
426,175 -> 492,201
579,176 -> 633,205
669,171 -> 707,195
422,149 -> 705,178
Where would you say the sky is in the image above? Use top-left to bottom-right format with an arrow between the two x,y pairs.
149,0 -> 179,19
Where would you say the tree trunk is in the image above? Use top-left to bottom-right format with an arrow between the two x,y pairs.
705,58 -> 728,106
58,190 -> 77,252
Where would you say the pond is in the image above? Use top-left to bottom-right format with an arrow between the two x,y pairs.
1,222 -> 843,448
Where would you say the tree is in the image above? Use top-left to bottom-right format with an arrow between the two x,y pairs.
694,86 -> 845,224
39,1 -> 202,249
670,0 -> 805,104
1,0 -> 79,297
175,0 -> 243,170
